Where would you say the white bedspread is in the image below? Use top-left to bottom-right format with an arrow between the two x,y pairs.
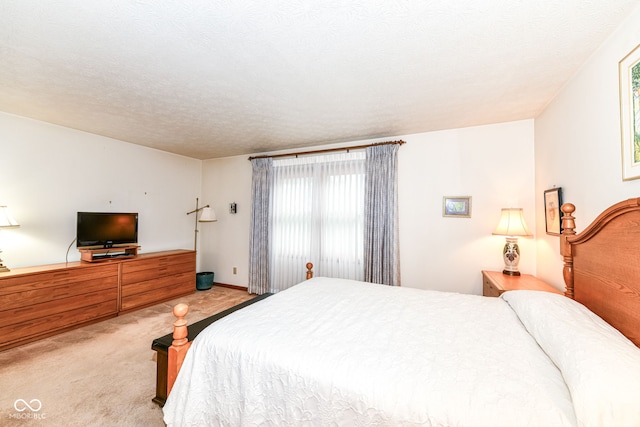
164,277 -> 578,426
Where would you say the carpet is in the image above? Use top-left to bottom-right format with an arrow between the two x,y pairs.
0,286 -> 252,426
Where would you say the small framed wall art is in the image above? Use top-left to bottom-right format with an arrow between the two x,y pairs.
544,187 -> 563,235
619,43 -> 640,180
442,196 -> 472,218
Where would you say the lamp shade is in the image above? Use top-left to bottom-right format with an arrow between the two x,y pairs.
492,208 -> 531,237
198,207 -> 217,222
0,206 -> 19,228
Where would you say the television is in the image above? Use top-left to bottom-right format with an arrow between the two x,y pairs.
76,212 -> 138,248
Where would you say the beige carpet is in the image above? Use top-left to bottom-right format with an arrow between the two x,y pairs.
0,286 -> 252,427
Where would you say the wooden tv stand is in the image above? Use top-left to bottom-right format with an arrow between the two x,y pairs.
0,249 -> 195,352
79,245 -> 140,262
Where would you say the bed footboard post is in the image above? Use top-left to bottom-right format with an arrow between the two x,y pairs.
306,262 -> 314,280
167,303 -> 192,397
560,203 -> 576,299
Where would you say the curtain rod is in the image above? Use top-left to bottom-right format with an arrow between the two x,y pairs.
247,140 -> 406,161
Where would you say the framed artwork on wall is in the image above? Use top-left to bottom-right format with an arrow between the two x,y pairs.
544,187 -> 563,235
442,196 -> 471,218
619,43 -> 640,181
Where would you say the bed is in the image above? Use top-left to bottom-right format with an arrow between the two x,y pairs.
162,199 -> 640,426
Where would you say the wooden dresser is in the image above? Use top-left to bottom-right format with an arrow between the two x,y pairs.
481,270 -> 561,297
0,249 -> 195,351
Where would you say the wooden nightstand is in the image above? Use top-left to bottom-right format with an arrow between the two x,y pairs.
481,270 -> 562,297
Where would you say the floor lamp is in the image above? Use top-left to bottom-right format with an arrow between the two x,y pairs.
186,198 -> 217,250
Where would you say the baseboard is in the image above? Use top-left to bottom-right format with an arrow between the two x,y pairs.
214,282 -> 248,291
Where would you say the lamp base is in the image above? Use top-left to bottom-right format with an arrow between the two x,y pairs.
502,237 -> 521,277
0,251 -> 9,272
502,269 -> 520,276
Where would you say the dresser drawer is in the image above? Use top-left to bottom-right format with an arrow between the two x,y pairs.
483,276 -> 502,297
0,264 -> 119,295
0,288 -> 118,327
121,253 -> 195,284
0,275 -> 118,310
121,271 -> 194,298
120,281 -> 193,311
0,298 -> 118,347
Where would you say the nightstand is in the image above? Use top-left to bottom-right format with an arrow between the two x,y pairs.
481,270 -> 562,297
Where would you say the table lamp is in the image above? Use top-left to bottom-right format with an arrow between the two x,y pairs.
0,206 -> 20,272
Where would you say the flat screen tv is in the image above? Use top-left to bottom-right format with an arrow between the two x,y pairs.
76,212 -> 138,248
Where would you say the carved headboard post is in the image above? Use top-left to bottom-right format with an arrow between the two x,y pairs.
306,262 -> 314,280
560,203 -> 577,299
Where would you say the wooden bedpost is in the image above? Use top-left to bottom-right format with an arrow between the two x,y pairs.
560,203 -> 576,299
167,303 -> 192,397
306,262 -> 314,280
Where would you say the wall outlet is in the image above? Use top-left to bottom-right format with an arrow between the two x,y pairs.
233,267 -> 237,274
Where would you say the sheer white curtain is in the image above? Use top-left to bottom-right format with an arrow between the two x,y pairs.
270,151 -> 366,292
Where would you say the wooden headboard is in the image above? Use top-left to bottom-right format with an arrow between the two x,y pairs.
560,198 -> 640,347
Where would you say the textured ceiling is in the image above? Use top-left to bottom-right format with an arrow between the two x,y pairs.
1,1 -> 638,159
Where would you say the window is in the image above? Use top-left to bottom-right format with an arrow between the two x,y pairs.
270,151 -> 365,291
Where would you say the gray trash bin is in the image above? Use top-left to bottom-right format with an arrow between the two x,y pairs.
196,272 -> 214,290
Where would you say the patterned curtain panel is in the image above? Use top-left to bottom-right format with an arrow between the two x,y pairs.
364,144 -> 401,286
248,158 -> 273,295
270,152 -> 366,292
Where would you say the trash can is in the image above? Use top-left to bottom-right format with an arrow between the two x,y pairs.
196,272 -> 214,290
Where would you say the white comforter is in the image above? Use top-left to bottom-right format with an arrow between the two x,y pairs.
163,277 -> 640,426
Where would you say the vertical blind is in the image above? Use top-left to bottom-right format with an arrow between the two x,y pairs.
270,151 -> 366,291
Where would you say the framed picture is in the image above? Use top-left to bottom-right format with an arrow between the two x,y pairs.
544,187 -> 563,235
619,43 -> 640,181
442,196 -> 471,218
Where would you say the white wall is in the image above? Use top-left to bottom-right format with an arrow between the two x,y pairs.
534,4 -> 640,289
0,112 -> 202,268
199,155 -> 253,285
200,120 -> 536,295
399,121 -> 536,294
